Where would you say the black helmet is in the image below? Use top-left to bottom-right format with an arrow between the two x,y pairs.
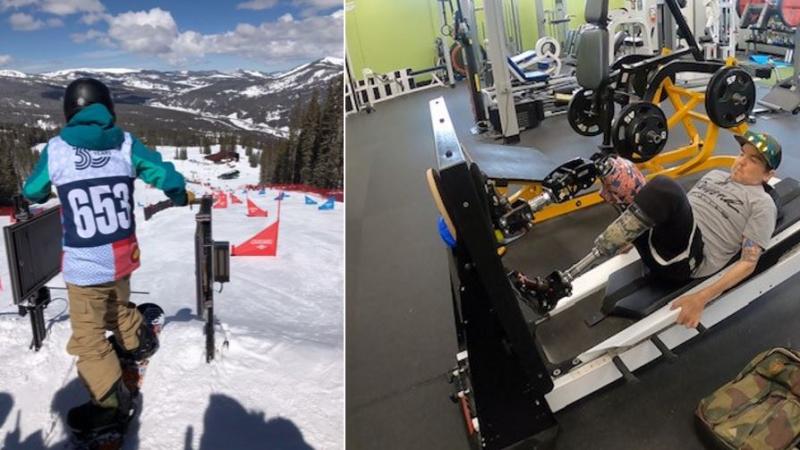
63,77 -> 115,122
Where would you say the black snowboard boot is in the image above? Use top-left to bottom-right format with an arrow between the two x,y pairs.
67,379 -> 133,433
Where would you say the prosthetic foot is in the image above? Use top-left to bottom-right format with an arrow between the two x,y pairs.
510,270 -> 574,314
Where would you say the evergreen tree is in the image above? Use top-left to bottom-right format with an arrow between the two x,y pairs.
281,105 -> 304,184
200,136 -> 211,155
259,147 -> 275,185
272,139 -> 293,184
0,148 -> 19,206
248,150 -> 259,168
313,76 -> 344,188
297,90 -> 321,185
257,77 -> 343,188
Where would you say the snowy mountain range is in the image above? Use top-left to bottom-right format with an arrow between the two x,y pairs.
0,57 -> 343,139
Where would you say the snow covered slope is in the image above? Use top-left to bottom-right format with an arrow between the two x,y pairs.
0,147 -> 343,449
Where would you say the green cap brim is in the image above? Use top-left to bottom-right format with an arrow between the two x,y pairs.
733,134 -> 750,148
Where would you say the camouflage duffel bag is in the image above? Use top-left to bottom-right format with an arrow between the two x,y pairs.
696,348 -> 800,450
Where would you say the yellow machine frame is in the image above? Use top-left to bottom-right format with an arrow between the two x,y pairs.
505,58 -> 747,223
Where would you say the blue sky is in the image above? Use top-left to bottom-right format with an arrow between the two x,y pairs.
0,0 -> 343,73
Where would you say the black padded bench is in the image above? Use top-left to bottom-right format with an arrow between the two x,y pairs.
595,178 -> 800,322
464,143 -> 557,183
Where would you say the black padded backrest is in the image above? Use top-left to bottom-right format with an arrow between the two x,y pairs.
772,178 -> 800,233
576,27 -> 609,89
765,183 -> 783,223
584,0 -> 609,25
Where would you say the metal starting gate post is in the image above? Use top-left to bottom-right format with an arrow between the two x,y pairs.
194,195 -> 230,363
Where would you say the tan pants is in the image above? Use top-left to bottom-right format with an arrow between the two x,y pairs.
66,276 -> 143,402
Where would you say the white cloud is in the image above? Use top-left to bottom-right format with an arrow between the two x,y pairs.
80,11 -> 110,24
40,0 -> 104,16
107,8 -> 178,54
9,11 -> 65,30
0,0 -> 37,11
202,13 -> 343,61
168,30 -> 206,62
236,0 -> 277,10
236,0 -> 340,12
295,0 -> 340,9
103,7 -> 343,66
0,54 -> 12,65
293,0 -> 341,16
70,28 -> 104,43
9,12 -> 45,30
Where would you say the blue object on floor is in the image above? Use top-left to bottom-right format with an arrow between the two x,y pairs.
437,216 -> 456,248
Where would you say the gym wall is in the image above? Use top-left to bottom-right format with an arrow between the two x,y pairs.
345,0 -> 441,81
344,0 -> 628,82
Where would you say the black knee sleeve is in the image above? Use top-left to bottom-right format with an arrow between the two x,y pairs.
632,175 -> 688,225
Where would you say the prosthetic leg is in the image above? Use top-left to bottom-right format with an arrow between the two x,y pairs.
493,153 -> 650,314
512,203 -> 655,313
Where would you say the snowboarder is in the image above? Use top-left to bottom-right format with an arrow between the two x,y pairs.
21,77 -> 194,434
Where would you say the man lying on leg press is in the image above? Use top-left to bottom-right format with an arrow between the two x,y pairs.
515,131 -> 781,328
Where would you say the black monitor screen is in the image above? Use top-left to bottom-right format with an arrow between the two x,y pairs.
4,207 -> 62,304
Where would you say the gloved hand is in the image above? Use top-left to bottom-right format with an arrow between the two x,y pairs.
186,190 -> 197,205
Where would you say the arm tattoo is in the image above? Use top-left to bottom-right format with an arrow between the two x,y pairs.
741,238 -> 763,263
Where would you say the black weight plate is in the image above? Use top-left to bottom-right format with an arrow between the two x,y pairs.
568,88 -> 603,136
612,102 -> 668,163
705,67 -> 756,128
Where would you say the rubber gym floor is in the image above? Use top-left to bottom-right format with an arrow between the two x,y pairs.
345,81 -> 800,449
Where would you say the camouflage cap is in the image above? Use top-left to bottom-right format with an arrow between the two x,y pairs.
734,130 -> 782,170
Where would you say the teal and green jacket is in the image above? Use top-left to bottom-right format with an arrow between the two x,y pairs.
21,103 -> 187,285
22,103 -> 187,206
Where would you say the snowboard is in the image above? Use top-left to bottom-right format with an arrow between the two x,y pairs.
70,303 -> 164,450
118,303 -> 165,396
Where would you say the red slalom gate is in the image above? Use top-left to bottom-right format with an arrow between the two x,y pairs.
246,198 -> 268,217
230,193 -> 243,204
233,198 -> 282,256
213,191 -> 228,209
231,220 -> 280,256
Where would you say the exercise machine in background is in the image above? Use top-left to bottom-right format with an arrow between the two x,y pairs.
699,0 -> 739,60
608,0 -> 659,58
482,0 -> 580,143
753,0 -> 800,114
